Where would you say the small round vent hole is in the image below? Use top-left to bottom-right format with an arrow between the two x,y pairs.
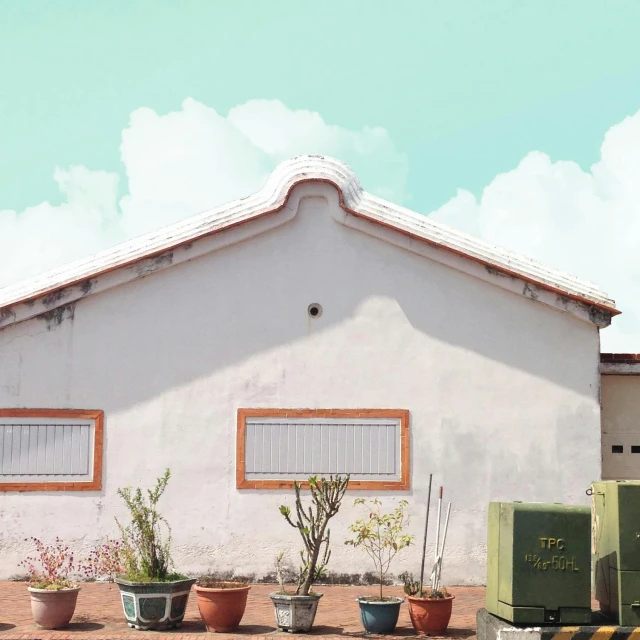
308,303 -> 323,318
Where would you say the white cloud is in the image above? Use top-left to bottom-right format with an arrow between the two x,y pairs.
0,167 -> 120,287
431,110 -> 640,351
227,99 -> 408,202
0,98 -> 408,283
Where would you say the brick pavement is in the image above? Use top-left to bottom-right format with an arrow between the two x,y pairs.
0,582 -> 483,639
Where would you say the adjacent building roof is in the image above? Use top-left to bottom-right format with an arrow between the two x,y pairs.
601,353 -> 640,375
0,155 -> 618,331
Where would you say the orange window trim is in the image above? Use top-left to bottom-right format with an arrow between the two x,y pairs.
0,409 -> 104,492
236,408 -> 410,490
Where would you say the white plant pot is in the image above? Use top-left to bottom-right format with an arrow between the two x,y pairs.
269,592 -> 323,633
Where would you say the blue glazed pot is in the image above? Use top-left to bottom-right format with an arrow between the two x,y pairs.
357,596 -> 404,634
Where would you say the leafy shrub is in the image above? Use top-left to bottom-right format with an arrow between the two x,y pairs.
20,537 -> 77,590
400,571 -> 450,598
115,468 -> 182,582
79,538 -> 126,581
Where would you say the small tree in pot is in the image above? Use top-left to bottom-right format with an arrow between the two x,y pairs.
113,468 -> 196,631
270,474 -> 350,633
21,537 -> 80,630
345,498 -> 414,635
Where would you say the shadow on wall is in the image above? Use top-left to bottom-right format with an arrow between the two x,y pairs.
24,186 -> 598,416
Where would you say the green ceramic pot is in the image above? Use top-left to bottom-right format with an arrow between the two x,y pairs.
114,577 -> 196,631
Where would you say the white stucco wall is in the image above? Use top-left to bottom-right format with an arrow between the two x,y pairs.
0,183 -> 602,585
601,375 -> 640,434
601,374 -> 640,480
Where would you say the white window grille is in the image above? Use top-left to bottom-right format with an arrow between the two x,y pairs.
0,410 -> 103,489
237,409 -> 409,489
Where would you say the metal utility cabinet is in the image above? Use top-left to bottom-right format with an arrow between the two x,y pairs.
592,481 -> 640,625
486,501 -> 592,624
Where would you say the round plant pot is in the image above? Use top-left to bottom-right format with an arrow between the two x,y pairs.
357,596 -> 404,635
407,594 -> 455,635
28,586 -> 80,630
195,582 -> 251,632
269,592 -> 323,633
115,577 -> 196,631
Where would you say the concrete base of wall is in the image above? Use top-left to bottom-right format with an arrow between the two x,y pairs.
476,609 -> 634,640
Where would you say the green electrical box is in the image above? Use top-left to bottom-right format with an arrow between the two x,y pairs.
592,481 -> 640,625
486,501 -> 592,625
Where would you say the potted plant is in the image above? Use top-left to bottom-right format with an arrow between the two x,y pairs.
20,537 -> 80,629
400,573 -> 454,636
194,575 -> 251,633
401,484 -> 454,635
270,474 -> 350,633
113,468 -> 196,631
345,498 -> 414,634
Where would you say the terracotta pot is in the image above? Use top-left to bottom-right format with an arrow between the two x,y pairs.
408,594 -> 455,635
28,586 -> 80,629
195,582 -> 251,632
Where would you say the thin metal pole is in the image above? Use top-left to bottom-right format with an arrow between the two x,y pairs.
418,474 -> 433,595
432,486 -> 443,591
433,502 -> 452,594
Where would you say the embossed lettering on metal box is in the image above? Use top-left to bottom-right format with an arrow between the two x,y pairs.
486,501 -> 591,625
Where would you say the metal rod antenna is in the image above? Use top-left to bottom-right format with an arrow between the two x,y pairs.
434,502 -> 452,594
419,474 -> 433,594
432,486 -> 443,591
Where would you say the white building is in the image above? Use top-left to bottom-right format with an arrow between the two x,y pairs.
0,156 -> 619,584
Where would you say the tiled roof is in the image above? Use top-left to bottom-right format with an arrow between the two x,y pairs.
600,353 -> 640,374
601,353 -> 640,363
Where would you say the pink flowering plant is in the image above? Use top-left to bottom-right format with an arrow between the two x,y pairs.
19,537 -> 77,590
79,538 -> 126,582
